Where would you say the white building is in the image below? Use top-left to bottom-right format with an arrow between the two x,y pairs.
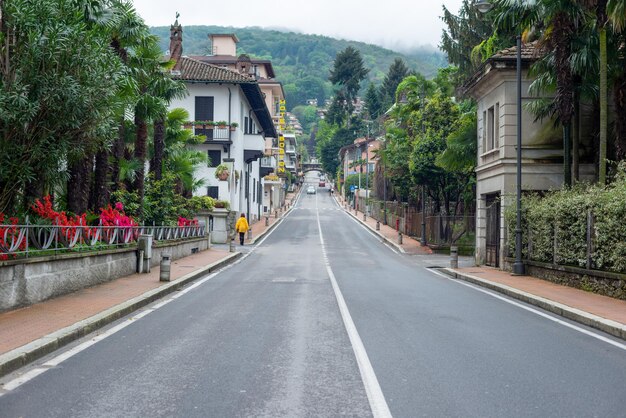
167,20 -> 276,226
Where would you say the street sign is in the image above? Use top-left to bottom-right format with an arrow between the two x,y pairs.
350,185 -> 359,192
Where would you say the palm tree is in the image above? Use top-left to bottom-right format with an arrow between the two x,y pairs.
496,0 -> 586,186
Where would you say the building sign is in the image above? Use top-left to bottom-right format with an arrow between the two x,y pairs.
277,99 -> 287,177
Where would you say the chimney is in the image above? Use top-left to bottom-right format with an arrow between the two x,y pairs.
169,13 -> 183,71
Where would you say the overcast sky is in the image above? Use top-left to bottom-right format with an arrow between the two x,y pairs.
131,0 -> 465,51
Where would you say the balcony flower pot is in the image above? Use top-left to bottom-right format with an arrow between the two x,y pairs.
215,164 -> 230,181
216,121 -> 228,129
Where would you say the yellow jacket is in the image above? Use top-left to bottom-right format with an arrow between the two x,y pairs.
235,216 -> 249,233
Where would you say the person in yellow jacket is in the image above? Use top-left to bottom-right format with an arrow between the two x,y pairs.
235,213 -> 249,245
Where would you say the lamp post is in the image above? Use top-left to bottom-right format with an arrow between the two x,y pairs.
476,0 -> 525,275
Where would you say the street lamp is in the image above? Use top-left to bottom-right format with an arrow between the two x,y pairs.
476,0 -> 525,275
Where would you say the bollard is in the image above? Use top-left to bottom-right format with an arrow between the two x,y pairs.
160,253 -> 171,282
398,232 -> 403,245
137,250 -> 144,273
376,221 -> 380,231
363,213 -> 367,221
450,245 -> 458,269
275,209 -> 278,218
247,228 -> 252,240
265,216 -> 269,226
229,237 -> 235,253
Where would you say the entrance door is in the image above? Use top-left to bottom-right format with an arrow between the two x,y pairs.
485,194 -> 500,267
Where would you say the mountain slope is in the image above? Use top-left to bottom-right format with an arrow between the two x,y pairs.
150,25 -> 447,109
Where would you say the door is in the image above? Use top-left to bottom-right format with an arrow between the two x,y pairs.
485,193 -> 500,267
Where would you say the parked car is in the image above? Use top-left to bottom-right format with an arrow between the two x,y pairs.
319,181 -> 325,187
307,186 -> 316,194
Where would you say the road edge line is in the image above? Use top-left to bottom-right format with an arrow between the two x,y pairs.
0,252 -> 243,378
437,267 -> 626,341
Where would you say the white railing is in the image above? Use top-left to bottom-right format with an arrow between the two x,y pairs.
0,220 -> 206,259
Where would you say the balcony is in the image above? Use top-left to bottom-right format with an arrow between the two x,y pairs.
183,124 -> 233,143
261,157 -> 276,168
285,145 -> 296,154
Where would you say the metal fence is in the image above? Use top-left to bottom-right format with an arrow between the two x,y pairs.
365,200 -> 475,249
0,221 -> 206,259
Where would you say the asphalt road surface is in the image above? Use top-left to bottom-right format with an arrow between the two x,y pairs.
2,174 -> 626,417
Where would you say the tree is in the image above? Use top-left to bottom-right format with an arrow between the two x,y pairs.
328,46 -> 368,121
379,58 -> 409,110
0,0 -> 123,213
496,0 -> 586,186
364,82 -> 382,120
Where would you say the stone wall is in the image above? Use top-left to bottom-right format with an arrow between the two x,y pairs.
504,258 -> 626,300
0,237 -> 209,312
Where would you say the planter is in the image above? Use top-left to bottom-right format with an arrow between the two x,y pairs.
217,170 -> 230,181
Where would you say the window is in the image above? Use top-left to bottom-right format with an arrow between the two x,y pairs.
484,104 -> 500,152
207,150 -> 221,168
244,116 -> 249,134
206,186 -> 219,199
487,106 -> 494,151
195,97 -> 214,140
253,179 -> 256,202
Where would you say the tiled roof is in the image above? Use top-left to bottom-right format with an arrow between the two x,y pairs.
490,41 -> 543,61
171,56 -> 255,83
462,41 -> 545,96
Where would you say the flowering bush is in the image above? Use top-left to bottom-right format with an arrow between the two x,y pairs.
99,202 -> 136,227
178,217 -> 199,227
0,212 -> 23,260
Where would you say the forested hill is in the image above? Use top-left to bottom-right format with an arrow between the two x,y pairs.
150,25 -> 447,110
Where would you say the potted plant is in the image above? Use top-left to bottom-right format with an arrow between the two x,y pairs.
229,122 -> 239,131
215,164 -> 230,181
216,121 -> 228,129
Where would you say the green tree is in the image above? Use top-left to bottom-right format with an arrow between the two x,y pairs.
329,46 -> 369,119
379,58 -> 409,110
0,0 -> 124,213
364,82 -> 382,120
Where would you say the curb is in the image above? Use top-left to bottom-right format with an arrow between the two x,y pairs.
0,251 -> 243,378
249,191 -> 301,245
335,198 -> 405,254
439,268 -> 626,341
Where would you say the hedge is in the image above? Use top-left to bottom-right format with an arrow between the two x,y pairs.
506,165 -> 626,273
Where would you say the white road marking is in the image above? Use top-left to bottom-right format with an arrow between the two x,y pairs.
2,368 -> 48,391
316,206 -> 392,418
1,192 -> 307,394
427,268 -> 626,351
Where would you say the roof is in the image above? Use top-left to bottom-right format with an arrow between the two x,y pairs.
463,41 -> 544,97
171,57 -> 277,138
172,56 -> 254,83
338,138 -> 378,159
190,55 -> 276,79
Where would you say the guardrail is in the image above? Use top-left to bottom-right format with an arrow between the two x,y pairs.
0,221 -> 206,259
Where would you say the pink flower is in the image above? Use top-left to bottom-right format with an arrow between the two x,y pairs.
115,202 -> 124,211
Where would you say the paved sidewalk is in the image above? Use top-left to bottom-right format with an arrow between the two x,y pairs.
335,195 -> 626,341
0,193 -> 299,377
335,195 -> 431,255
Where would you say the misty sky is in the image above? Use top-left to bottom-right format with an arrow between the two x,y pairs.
131,0 -> 465,52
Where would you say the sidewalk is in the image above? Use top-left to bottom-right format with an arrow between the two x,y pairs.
0,195 -> 298,377
336,194 -> 626,341
335,195 -> 432,255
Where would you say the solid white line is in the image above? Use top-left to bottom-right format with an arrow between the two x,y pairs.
0,192 -> 303,394
427,268 -> 626,351
2,368 -> 48,391
316,208 -> 392,418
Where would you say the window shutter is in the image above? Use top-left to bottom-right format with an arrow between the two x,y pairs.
195,97 -> 214,140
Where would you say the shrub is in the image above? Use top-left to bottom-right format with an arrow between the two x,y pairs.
507,165 -> 626,273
